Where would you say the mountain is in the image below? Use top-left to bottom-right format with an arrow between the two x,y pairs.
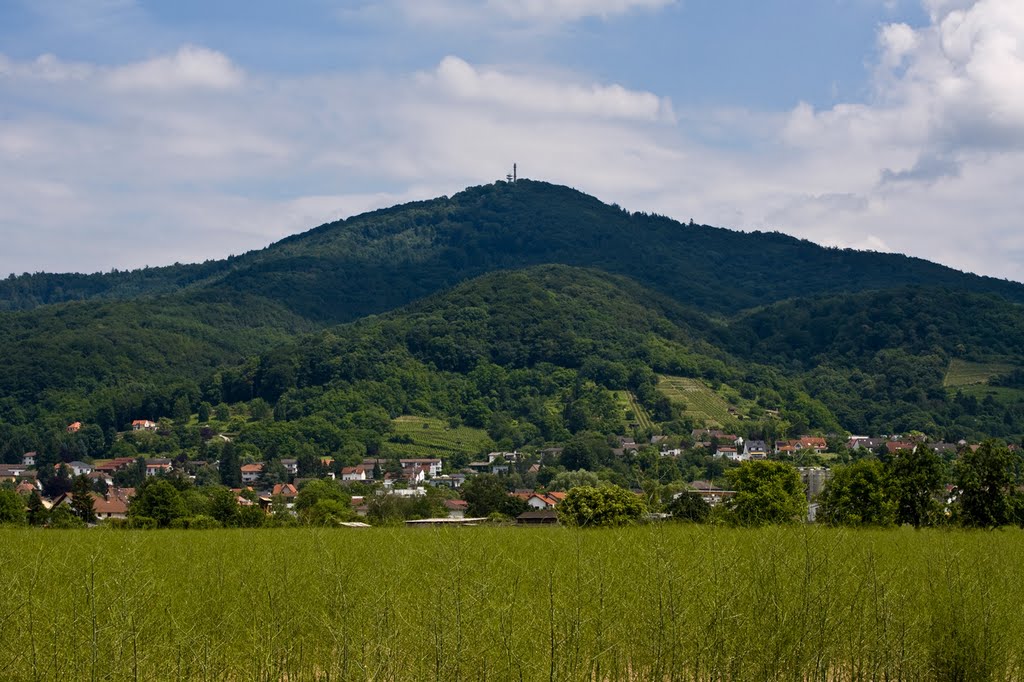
2,181 -> 1024,466
3,180 -> 1023,321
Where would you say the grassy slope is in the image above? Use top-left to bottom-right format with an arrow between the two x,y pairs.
657,375 -> 757,428
944,358 -> 1018,387
4,526 -> 1024,681
385,416 -> 494,458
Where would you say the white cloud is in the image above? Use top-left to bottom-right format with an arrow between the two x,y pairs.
106,45 -> 245,91
382,0 -> 674,27
426,56 -> 675,122
485,0 -> 675,21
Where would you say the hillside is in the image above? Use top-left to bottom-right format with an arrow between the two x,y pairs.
2,182 -> 1024,464
3,181 -> 1023,321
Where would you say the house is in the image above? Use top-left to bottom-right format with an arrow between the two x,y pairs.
271,483 -> 298,499
684,481 -> 736,507
516,510 -> 559,524
467,461 -> 492,474
691,429 -> 741,446
847,437 -> 885,451
68,461 -> 93,477
15,481 -> 37,495
714,446 -> 741,461
22,452 -> 36,467
885,441 -> 915,455
240,463 -> 263,484
280,459 -> 298,476
144,458 -> 172,477
743,440 -> 768,459
444,499 -> 469,519
428,473 -> 466,489
524,491 -> 567,510
341,466 -> 368,482
131,420 -> 157,431
53,488 -> 132,520
399,458 -> 442,477
94,457 -> 136,474
66,422 -> 82,433
402,466 -> 427,485
796,437 -> 827,453
0,464 -> 31,481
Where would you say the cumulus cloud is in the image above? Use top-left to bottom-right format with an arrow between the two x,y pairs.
106,45 -> 245,91
426,56 -> 675,122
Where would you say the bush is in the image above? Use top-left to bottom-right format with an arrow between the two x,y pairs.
557,485 -> 646,527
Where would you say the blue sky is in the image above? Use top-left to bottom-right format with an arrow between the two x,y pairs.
1,0 -> 1023,281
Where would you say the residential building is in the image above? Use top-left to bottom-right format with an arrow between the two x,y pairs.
144,458 -> 172,477
131,420 -> 157,431
68,461 -> 93,477
21,452 -> 36,466
240,463 -> 263,484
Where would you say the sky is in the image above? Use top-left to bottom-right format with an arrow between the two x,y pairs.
1,0 -> 1023,282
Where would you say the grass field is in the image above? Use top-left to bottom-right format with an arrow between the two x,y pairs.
613,390 -> 654,430
383,415 -> 493,458
944,358 -> 1017,387
657,375 -> 742,427
2,525 -> 1024,681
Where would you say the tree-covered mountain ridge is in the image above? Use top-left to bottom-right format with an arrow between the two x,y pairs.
3,179 -> 1023,320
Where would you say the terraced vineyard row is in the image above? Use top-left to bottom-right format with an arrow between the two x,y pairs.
614,391 -> 654,430
657,375 -> 737,428
385,416 -> 494,458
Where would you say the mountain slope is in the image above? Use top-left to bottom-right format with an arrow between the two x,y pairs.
3,180 -> 1023,321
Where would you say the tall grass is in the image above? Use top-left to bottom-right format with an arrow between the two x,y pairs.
1,525 -> 1022,681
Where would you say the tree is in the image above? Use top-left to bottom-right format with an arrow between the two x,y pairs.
219,441 -> 241,488
0,489 -> 26,525
70,475 -> 96,524
197,402 -> 212,423
206,486 -> 239,526
726,460 -> 807,526
817,459 -> 896,527
557,485 -> 646,527
890,446 -> 945,527
295,479 -> 350,522
461,474 -> 524,517
955,439 -> 1014,528
665,491 -> 710,523
129,479 -> 187,528
26,490 -> 47,526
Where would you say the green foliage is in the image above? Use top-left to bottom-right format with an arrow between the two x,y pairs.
954,439 -> 1015,528
890,447 -> 946,527
70,475 -> 96,524
461,474 -> 525,518
0,490 -> 26,525
557,485 -> 646,527
726,461 -> 808,526
817,459 -> 896,527
664,492 -> 711,523
129,479 -> 187,528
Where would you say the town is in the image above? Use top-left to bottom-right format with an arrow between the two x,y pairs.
2,417 -> 1017,529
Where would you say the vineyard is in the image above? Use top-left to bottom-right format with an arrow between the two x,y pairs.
384,416 -> 494,458
4,526 -> 1024,681
613,391 -> 654,430
944,358 -> 1017,387
657,375 -> 741,427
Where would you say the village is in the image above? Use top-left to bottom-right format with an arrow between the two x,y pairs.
0,417 -> 1012,528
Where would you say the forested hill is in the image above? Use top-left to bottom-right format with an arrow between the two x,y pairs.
2,180 -> 1023,319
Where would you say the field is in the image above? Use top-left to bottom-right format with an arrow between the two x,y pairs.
657,375 -> 742,427
613,390 -> 654,430
383,415 -> 493,458
3,525 -> 1024,681
943,358 -> 1017,387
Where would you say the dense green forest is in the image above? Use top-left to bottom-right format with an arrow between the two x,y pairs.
2,181 -> 1024,468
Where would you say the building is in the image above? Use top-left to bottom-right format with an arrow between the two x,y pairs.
240,463 -> 263,484
399,458 -> 442,477
743,440 -> 768,459
444,499 -> 469,519
21,452 -> 36,466
68,461 -> 93,477
280,459 -> 298,476
131,420 -> 157,431
66,422 -> 82,433
798,467 -> 832,501
144,459 -> 172,477
684,481 -> 736,507
341,466 -> 368,482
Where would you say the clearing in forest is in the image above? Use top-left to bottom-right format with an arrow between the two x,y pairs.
385,416 -> 493,458
657,375 -> 739,427
943,358 -> 1017,387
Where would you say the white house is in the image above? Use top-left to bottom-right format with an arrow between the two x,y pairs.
22,452 -> 36,466
399,458 -> 442,477
341,466 -> 368,482
68,461 -> 93,477
240,463 -> 263,484
144,459 -> 172,477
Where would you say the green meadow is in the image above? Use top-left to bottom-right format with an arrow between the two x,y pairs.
0,525 -> 1020,681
